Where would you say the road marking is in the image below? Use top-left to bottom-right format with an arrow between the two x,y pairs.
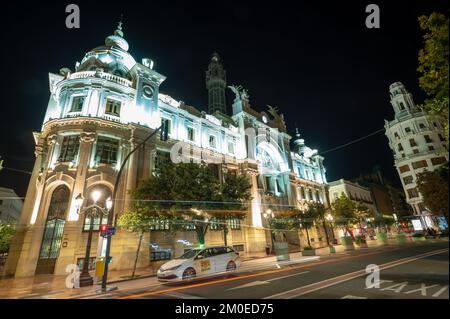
432,285 -> 448,298
162,291 -> 206,299
226,281 -> 271,291
341,295 -> 367,299
264,248 -> 449,299
118,245 -> 440,299
226,271 -> 310,291
404,283 -> 439,296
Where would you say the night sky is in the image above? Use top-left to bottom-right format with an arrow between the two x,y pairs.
0,0 -> 448,196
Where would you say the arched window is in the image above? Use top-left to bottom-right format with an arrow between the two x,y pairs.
36,185 -> 70,274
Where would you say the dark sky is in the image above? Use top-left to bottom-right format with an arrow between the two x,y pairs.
0,0 -> 448,196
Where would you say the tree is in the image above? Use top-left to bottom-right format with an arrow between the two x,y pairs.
117,210 -> 158,278
301,206 -> 319,246
417,13 -> 449,141
417,168 -> 449,221
305,202 -> 332,246
128,161 -> 251,247
331,194 -> 357,238
0,223 -> 15,255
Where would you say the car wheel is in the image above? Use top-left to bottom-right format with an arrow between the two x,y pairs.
182,267 -> 196,280
226,261 -> 236,272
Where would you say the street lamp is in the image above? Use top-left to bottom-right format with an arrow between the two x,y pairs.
75,190 -> 111,287
325,213 -> 337,244
262,209 -> 275,254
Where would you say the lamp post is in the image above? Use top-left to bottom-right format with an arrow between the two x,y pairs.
325,213 -> 336,244
101,123 -> 166,292
75,191 -> 112,287
262,209 -> 275,253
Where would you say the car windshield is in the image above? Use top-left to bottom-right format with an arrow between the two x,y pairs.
177,249 -> 202,259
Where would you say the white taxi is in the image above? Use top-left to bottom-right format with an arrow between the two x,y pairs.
157,246 -> 241,282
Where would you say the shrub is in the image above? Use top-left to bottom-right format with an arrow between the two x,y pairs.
303,245 -> 314,250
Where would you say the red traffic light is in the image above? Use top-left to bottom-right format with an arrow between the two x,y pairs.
100,224 -> 108,237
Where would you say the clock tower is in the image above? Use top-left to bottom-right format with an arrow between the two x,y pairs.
206,52 -> 227,115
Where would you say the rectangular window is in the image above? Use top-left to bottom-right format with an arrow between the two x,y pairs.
58,135 -> 80,163
402,175 -> 413,185
227,139 -> 235,154
399,164 -> 410,173
70,96 -> 85,112
149,219 -> 170,231
431,157 -> 447,166
412,160 -> 428,169
105,98 -> 121,116
398,143 -> 404,151
229,218 -> 241,230
265,176 -> 274,192
413,149 -> 419,154
187,126 -> 195,141
161,117 -> 172,134
209,135 -> 217,148
394,132 -> 400,139
407,188 -> 419,199
150,250 -> 172,261
154,150 -> 170,171
405,127 -> 412,133
428,145 -> 435,151
276,178 -> 284,194
438,134 -> 445,142
424,135 -> 433,143
95,136 -> 119,166
409,139 -> 417,147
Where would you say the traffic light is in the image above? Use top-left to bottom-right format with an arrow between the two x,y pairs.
100,224 -> 108,238
160,120 -> 169,141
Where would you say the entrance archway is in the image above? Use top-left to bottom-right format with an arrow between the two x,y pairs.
35,185 -> 70,274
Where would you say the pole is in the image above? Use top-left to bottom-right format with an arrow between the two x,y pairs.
101,125 -> 163,292
79,211 -> 94,286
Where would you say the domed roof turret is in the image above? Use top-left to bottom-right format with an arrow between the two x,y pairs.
76,21 -> 136,80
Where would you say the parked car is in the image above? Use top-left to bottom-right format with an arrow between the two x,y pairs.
157,246 -> 241,282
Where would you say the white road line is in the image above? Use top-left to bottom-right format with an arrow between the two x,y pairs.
264,248 -> 449,299
162,291 -> 206,299
266,271 -> 310,282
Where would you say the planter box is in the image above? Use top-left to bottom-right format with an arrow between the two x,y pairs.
302,249 -> 316,256
376,233 -> 388,245
329,246 -> 336,253
274,241 -> 290,261
396,233 -> 407,245
340,236 -> 355,251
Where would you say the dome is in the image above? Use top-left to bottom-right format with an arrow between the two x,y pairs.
76,22 -> 136,80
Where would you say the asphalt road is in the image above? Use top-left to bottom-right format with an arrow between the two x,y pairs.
89,240 -> 448,300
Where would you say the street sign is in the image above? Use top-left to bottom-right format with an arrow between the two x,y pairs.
106,227 -> 116,236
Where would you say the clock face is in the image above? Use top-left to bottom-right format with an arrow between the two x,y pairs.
262,115 -> 268,123
143,85 -> 154,99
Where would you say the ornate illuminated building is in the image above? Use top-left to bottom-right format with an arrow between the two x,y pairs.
5,23 -> 329,277
385,82 -> 448,221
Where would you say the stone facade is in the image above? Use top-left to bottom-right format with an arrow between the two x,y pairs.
4,24 -> 329,277
384,82 -> 448,217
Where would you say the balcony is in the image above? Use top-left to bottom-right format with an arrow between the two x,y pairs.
69,71 -> 133,88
